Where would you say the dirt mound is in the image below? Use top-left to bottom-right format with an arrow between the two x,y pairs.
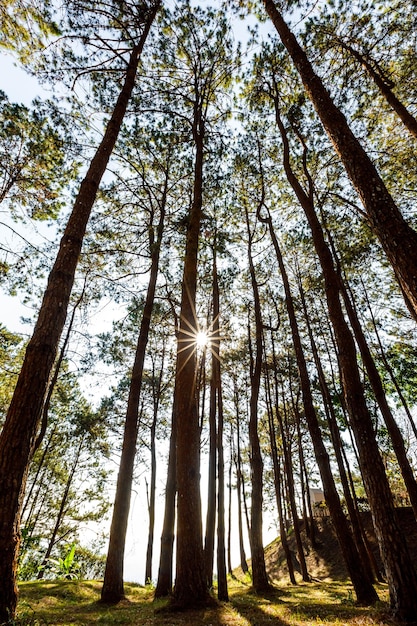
256,507 -> 417,584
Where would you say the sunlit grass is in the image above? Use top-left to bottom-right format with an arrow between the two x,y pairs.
14,577 -> 393,626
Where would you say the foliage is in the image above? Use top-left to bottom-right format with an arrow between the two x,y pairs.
0,0 -> 60,60
44,544 -> 80,581
17,368 -> 111,582
0,325 -> 25,421
0,91 -> 78,221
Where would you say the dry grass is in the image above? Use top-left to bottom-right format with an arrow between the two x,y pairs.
13,576 -> 395,626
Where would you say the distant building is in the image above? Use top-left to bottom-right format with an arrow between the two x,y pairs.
309,488 -> 328,517
309,488 -> 324,504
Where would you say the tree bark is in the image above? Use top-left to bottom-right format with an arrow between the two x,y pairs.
264,361 -> 296,584
204,334 -> 217,588
227,439 -> 233,576
341,41 -> 417,139
263,0 -> 417,320
145,362 -> 162,585
171,105 -> 210,608
244,204 -> 271,593
233,384 -> 249,574
212,247 -> 228,602
332,250 -> 417,523
273,102 -> 417,620
154,402 -> 177,598
101,156 -> 166,604
0,7 -> 160,619
298,278 -> 377,583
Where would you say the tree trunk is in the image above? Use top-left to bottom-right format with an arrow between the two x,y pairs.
332,250 -> 417,522
204,337 -> 217,588
154,402 -> 177,598
227,432 -> 233,576
0,8 -> 160,619
263,0 -> 417,320
233,385 -> 249,574
264,362 -> 296,584
293,406 -> 311,545
342,41 -> 417,139
212,247 -> 228,602
244,204 -> 271,593
258,196 -> 378,603
171,109 -> 210,609
361,280 -> 417,441
275,376 -> 310,583
217,373 -> 228,600
258,133 -> 378,604
273,103 -> 417,620
145,368 -> 160,585
101,158 -> 166,604
298,279 -> 377,583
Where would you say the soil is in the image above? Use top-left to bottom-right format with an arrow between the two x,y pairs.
240,507 -> 417,584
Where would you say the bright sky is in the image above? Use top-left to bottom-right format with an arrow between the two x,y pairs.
0,54 -> 43,104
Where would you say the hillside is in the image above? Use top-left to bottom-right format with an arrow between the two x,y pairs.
240,508 -> 417,584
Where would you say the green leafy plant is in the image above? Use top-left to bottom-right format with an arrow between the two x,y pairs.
47,544 -> 80,580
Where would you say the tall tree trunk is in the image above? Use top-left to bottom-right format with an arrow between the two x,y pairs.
233,384 -> 249,574
227,430 -> 233,576
263,0 -> 417,320
204,336 -> 217,588
211,246 -> 228,602
154,402 -> 177,598
285,370 -> 312,577
264,361 -> 296,584
361,280 -> 417,441
298,278 -> 377,583
101,164 -> 167,604
331,248 -> 417,522
273,103 -> 417,619
171,108 -> 210,608
340,41 -> 417,140
275,376 -> 310,583
145,363 -> 163,585
244,204 -> 271,593
0,8 -> 160,619
217,373 -> 228,600
292,403 -> 310,544
258,202 -> 378,603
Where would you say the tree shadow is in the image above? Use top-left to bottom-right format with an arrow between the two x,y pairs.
230,584 -> 393,626
230,587 -> 291,626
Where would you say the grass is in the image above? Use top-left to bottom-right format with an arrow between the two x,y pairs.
13,577 -> 394,626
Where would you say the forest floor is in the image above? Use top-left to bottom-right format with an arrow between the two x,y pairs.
15,577 -> 393,626
16,511 -> 417,625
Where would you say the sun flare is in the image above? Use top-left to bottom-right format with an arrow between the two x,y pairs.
195,330 -> 209,348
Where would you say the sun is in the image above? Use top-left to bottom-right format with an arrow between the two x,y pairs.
195,330 -> 209,348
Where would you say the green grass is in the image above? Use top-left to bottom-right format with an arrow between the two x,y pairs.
13,577 -> 393,626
